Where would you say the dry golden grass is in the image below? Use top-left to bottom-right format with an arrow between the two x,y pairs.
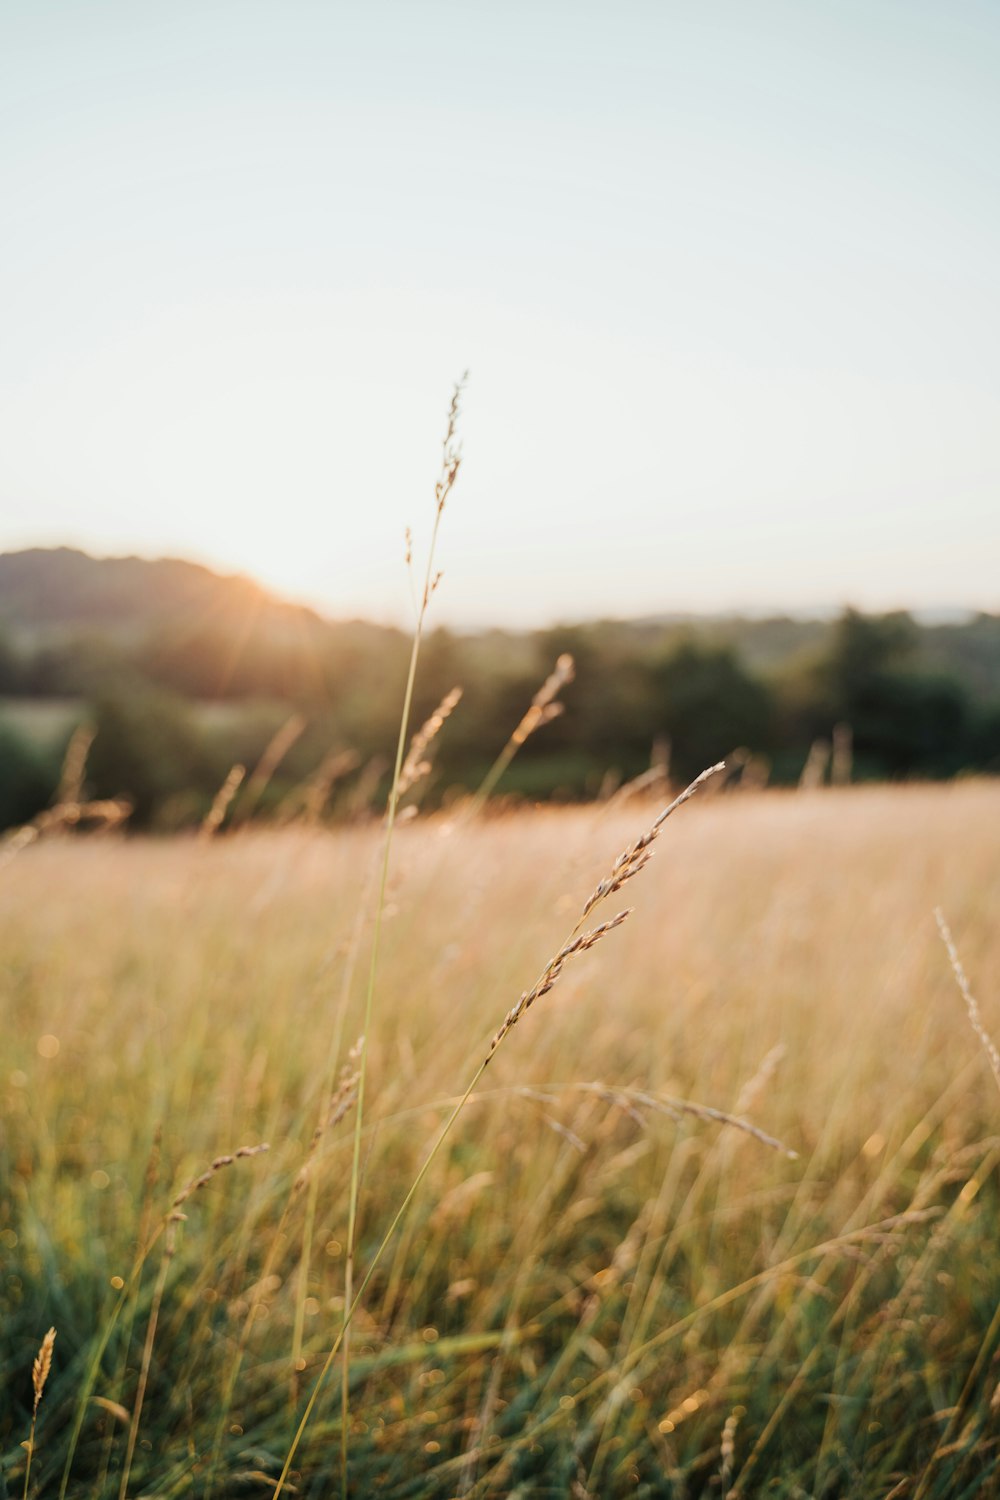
2,779 -> 1000,1496
469,652 -> 575,811
22,1326 -> 56,1498
398,688 -> 464,800
199,764 -> 246,841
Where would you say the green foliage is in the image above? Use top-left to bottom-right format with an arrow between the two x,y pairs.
650,639 -> 774,780
801,610 -> 981,779
86,685 -> 220,826
0,720 -> 57,826
1,546 -> 998,830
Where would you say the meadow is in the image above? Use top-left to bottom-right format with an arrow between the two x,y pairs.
2,778 -> 1000,1497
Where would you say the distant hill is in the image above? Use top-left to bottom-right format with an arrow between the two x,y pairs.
0,546 -> 405,702
0,546 -> 315,636
0,545 -> 998,698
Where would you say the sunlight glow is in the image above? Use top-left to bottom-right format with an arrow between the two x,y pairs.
1,2 -> 998,621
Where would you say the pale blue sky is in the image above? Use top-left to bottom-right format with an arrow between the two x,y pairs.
1,1 -> 997,624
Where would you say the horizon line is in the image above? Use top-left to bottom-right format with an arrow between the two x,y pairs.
0,541 -> 993,631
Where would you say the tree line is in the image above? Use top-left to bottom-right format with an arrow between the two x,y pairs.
0,608 -> 998,831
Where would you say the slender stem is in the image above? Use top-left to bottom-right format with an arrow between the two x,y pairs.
467,736 -> 520,815
462,1212 -> 940,1499
276,1060 -> 487,1497
59,1228 -> 163,1500
22,1416 -> 37,1500
289,848 -> 379,1395
340,391 -> 461,1493
118,1232 -> 174,1500
465,654 -> 576,817
205,1194 -> 295,1498
913,1293 -> 1000,1500
289,758 -> 718,1496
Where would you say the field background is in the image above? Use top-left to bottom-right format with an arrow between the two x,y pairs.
2,779 -> 999,1496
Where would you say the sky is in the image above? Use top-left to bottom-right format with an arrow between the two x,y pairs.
1,0 -> 998,627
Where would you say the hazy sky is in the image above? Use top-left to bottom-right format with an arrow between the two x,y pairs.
1,1 -> 998,625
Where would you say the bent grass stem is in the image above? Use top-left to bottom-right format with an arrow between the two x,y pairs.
276,761 -> 721,1494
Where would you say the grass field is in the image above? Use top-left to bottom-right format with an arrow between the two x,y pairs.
2,780 -> 999,1498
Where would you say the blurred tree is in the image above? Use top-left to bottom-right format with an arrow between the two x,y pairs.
649,640 -> 774,781
0,721 -> 56,828
968,700 -> 1000,772
820,609 -> 974,777
87,685 -> 219,825
855,671 -> 970,777
532,624 -> 655,764
827,609 -> 916,698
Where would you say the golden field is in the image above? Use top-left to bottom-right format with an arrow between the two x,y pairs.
2,779 -> 1000,1498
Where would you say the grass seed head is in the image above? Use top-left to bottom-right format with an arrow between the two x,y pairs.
171,1142 -> 270,1209
32,1327 -> 56,1416
398,686 -> 464,798
936,907 -> 1000,1095
199,763 -> 246,840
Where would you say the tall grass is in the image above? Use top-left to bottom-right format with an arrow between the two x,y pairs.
340,376 -> 466,1494
3,390 -> 999,1495
2,781 -> 1000,1495
275,763 -> 725,1494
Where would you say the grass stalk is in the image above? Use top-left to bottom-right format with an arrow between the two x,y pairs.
23,1327 -> 55,1500
59,1230 -> 164,1500
279,1063 -> 489,1496
339,377 -> 465,1493
467,653 -> 574,814
464,1209 -> 942,1498
935,907 -> 1000,1096
118,1144 -> 269,1498
276,760 -> 722,1494
117,1227 -> 175,1500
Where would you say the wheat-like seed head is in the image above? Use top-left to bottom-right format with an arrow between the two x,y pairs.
295,1037 -> 365,1191
432,375 -> 467,519
484,762 -> 724,1065
171,1142 -> 270,1210
398,686 -> 463,797
200,763 -> 246,840
32,1327 -> 56,1415
580,761 -> 725,921
720,1405 -> 745,1491
487,908 -> 632,1058
57,723 -> 96,806
532,653 -> 575,711
936,908 -> 1000,1095
509,654 -> 575,748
